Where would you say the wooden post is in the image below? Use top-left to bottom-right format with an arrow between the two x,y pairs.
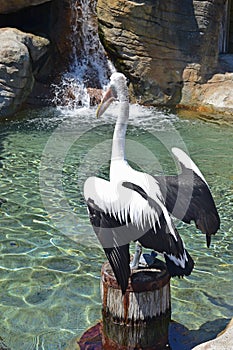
100,260 -> 171,350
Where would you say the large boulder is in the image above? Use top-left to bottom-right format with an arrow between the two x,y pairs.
97,0 -> 225,106
0,28 -> 50,117
179,59 -> 233,114
0,1 -> 51,14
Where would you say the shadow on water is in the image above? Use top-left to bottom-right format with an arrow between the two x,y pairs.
169,318 -> 230,350
74,317 -> 231,350
0,128 -> 8,171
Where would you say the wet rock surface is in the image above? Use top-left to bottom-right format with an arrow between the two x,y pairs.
0,28 -> 50,117
180,56 -> 233,114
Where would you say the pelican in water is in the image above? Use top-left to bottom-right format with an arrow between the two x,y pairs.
84,72 -> 220,294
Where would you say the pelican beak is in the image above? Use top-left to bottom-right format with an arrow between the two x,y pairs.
96,87 -> 116,118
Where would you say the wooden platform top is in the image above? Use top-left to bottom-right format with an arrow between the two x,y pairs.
101,259 -> 170,293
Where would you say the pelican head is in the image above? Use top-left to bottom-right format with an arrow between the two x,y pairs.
97,72 -> 128,118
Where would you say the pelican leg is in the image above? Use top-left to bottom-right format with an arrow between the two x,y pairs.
130,241 -> 142,270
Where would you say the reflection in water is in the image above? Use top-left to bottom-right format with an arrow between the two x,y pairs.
0,106 -> 232,349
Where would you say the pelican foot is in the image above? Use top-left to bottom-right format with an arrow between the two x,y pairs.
143,251 -> 158,267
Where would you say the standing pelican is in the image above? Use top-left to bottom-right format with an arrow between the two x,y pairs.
84,72 -> 220,294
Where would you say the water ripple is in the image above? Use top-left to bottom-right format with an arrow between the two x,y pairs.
0,106 -> 232,349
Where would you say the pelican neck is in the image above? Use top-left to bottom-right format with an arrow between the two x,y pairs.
111,101 -> 129,161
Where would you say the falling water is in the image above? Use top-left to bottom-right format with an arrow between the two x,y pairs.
53,0 -> 114,109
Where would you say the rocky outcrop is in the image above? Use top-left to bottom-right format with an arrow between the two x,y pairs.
97,0 -> 227,109
179,58 -> 233,114
0,28 -> 50,117
0,1 -> 51,14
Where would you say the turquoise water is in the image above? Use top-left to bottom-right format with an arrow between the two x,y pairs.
0,105 -> 232,349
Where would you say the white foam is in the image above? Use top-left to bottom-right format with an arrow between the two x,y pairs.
52,0 -> 114,110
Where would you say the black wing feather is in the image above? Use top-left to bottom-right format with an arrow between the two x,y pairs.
155,169 -> 220,246
137,212 -> 194,277
104,245 -> 130,294
123,180 -> 194,276
86,198 -> 130,294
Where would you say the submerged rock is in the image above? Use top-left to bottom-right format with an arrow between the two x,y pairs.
0,28 -> 50,117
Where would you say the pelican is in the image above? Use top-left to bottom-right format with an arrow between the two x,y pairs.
84,72 -> 220,294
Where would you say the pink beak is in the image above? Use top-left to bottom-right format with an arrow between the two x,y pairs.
96,87 -> 116,118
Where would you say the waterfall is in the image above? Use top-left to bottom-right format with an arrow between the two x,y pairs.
53,0 -> 114,109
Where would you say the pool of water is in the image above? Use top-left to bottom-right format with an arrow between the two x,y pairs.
0,105 -> 232,350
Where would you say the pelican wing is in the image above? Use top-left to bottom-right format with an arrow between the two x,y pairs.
84,177 -> 165,236
84,175 -> 195,283
138,226 -> 194,277
85,189 -> 130,293
84,176 -> 165,293
122,181 -> 194,277
87,197 -> 130,293
155,148 -> 220,247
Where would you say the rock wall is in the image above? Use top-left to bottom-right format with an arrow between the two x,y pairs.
97,0 -> 226,106
49,0 -> 75,74
0,0 -> 232,116
0,1 -> 51,14
50,0 -> 103,80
